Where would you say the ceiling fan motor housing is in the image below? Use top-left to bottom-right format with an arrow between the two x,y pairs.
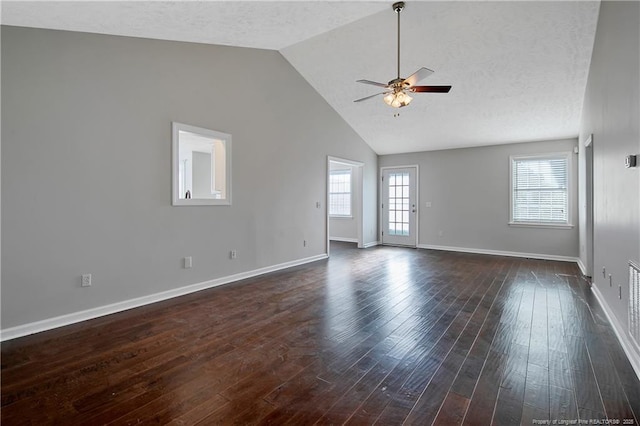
388,77 -> 409,89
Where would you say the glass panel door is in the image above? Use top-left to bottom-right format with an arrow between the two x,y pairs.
381,167 -> 417,246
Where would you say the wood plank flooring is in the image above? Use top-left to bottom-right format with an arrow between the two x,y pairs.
2,242 -> 639,425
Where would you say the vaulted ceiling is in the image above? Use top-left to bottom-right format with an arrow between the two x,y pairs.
1,1 -> 600,154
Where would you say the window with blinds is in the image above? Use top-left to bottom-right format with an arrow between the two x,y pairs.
510,153 -> 570,225
329,170 -> 352,217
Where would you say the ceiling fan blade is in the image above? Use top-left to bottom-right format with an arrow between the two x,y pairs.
410,85 -> 452,93
404,67 -> 434,87
356,79 -> 390,88
353,92 -> 388,103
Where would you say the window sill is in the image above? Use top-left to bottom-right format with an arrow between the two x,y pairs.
330,215 -> 353,219
508,222 -> 574,230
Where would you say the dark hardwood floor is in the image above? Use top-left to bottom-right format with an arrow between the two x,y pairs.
2,242 -> 639,425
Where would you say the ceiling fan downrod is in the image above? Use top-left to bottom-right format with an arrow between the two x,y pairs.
393,2 -> 404,80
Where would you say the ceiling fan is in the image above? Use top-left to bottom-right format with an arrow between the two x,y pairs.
354,1 -> 451,108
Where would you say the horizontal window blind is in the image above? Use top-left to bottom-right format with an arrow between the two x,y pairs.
512,155 -> 568,224
329,170 -> 351,216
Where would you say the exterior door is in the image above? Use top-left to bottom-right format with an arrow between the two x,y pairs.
381,167 -> 418,247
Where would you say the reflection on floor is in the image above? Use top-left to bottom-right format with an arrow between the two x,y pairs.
2,242 -> 639,424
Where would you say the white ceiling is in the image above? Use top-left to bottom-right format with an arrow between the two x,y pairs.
1,1 -> 600,154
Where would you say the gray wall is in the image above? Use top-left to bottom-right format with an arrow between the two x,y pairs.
192,151 -> 212,198
1,26 -> 378,330
380,138 -> 579,258
578,2 -> 639,363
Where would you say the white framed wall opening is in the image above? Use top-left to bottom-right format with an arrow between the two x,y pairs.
172,122 -> 232,206
327,157 -> 364,254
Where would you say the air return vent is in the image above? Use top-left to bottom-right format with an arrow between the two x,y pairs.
630,261 -> 640,351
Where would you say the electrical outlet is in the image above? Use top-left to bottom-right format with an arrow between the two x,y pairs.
438,230 -> 444,237
81,274 -> 92,287
184,257 -> 192,269
303,240 -> 307,247
230,250 -> 237,259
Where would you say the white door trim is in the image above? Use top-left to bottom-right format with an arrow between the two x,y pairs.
380,165 -> 419,248
584,134 -> 594,277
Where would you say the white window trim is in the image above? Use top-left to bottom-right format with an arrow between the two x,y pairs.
329,169 -> 353,218
508,151 -> 574,229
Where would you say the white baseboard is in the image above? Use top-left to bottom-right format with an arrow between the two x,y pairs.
0,254 -> 328,342
591,284 -> 640,381
329,237 -> 358,243
577,258 -> 588,276
417,244 -> 579,263
363,240 -> 380,248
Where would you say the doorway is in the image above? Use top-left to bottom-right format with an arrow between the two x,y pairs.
381,166 -> 418,247
585,134 -> 594,277
327,157 -> 364,256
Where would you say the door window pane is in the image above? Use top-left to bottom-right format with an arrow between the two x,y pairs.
388,172 -> 410,236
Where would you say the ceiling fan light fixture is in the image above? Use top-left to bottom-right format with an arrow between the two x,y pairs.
383,92 -> 395,106
384,91 -> 412,108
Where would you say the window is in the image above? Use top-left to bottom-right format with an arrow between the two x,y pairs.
510,153 -> 571,227
329,169 -> 352,216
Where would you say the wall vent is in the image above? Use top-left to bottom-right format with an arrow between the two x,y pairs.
630,261 -> 640,351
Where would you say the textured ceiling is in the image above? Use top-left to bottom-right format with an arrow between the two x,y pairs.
0,1 -> 388,50
282,1 -> 601,153
1,1 -> 600,154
